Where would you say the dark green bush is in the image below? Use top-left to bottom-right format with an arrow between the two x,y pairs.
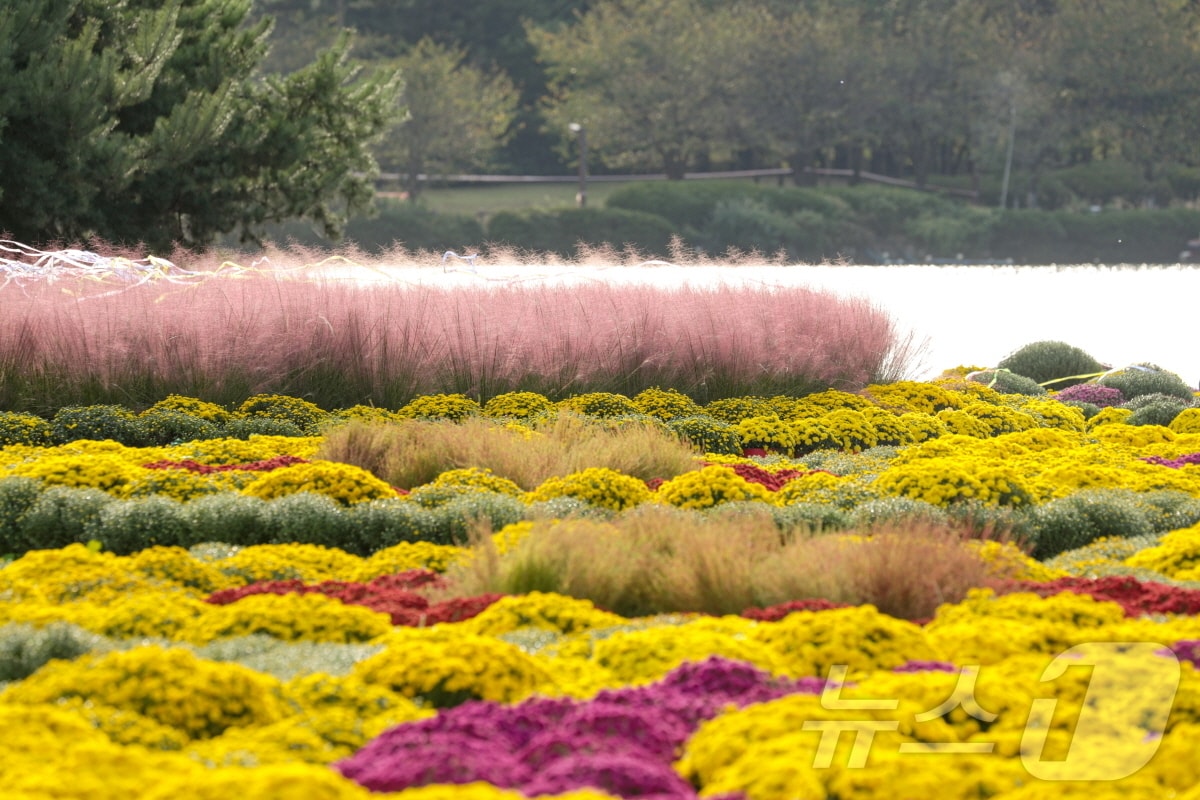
15,487 -> 115,553
1054,160 -> 1147,206
1023,490 -> 1156,560
429,492 -> 526,546
0,622 -> 110,682
771,502 -> 851,535
345,498 -> 442,555
701,197 -> 794,257
259,492 -> 351,547
1059,400 -> 1100,419
92,495 -> 190,555
850,497 -> 949,528
179,493 -> 268,547
138,409 -> 222,446
604,180 -> 768,229
0,412 -> 53,447
345,201 -> 486,254
1136,490 -> 1200,533
666,415 -> 744,455
0,477 -> 44,556
997,341 -> 1107,389
942,500 -> 1029,542
222,417 -> 306,439
1125,400 -> 1187,427
1097,365 -> 1195,402
984,211 -> 1068,262
967,369 -> 1047,396
485,207 -> 676,258
50,405 -> 145,446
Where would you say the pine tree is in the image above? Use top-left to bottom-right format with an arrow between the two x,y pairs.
0,0 -> 401,251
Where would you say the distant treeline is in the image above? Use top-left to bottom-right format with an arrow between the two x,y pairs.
262,181 -> 1200,265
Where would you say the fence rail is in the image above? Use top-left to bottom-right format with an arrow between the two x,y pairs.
373,167 -> 978,199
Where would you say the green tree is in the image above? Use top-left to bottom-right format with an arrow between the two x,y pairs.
0,0 -> 401,251
529,0 -> 743,179
370,38 -> 519,201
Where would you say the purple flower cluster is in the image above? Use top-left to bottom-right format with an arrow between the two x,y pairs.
1164,640 -> 1200,665
1142,452 -> 1200,469
1052,383 -> 1125,407
336,656 -> 824,798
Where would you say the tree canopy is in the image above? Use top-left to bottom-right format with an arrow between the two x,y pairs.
0,0 -> 401,250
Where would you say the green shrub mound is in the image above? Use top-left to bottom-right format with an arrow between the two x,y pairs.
1125,399 -> 1190,427
770,503 -> 852,534
667,415 -> 743,455
966,369 -> 1047,396
0,622 -> 112,682
849,497 -> 950,529
997,341 -> 1106,389
1097,365 -> 1195,402
12,486 -> 116,553
1021,489 -> 1157,560
0,478 -> 45,555
50,405 -> 146,447
486,207 -> 676,258
92,495 -> 191,555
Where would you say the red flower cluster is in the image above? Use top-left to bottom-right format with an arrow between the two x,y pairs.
1005,575 -> 1200,617
741,598 -> 853,622
204,569 -> 504,626
142,455 -> 310,473
702,461 -> 827,492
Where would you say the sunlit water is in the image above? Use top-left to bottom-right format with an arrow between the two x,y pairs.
310,259 -> 1199,387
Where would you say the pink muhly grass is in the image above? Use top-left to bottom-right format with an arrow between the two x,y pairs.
0,246 -> 922,411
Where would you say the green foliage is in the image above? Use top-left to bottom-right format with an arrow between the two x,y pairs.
222,417 -> 306,439
1137,491 -> 1200,533
50,405 -> 145,446
0,2 -> 401,250
770,503 -> 852,535
665,415 -> 743,455
556,392 -> 640,419
259,492 -> 351,547
1023,489 -> 1156,560
427,492 -> 526,546
1125,399 -> 1188,427
0,477 -> 44,556
0,412 -> 53,447
1054,160 -> 1147,206
236,394 -> 330,432
396,393 -> 481,421
1097,365 -> 1195,402
178,492 -> 267,548
996,341 -> 1106,389
15,486 -> 116,553
850,497 -> 950,529
965,369 -> 1047,396
91,495 -> 190,556
482,391 -> 554,420
370,37 -> 519,201
0,622 -> 111,683
345,201 -> 485,253
344,498 -> 439,555
137,409 -> 222,446
486,207 -> 676,258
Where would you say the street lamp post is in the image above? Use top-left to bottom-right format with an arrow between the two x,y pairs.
568,123 -> 588,208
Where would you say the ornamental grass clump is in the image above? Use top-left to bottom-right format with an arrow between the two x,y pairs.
318,413 -> 696,491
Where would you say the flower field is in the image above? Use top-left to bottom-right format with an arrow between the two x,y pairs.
4,253 -> 1200,799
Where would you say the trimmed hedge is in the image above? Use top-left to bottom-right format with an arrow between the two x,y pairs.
485,206 -> 677,257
